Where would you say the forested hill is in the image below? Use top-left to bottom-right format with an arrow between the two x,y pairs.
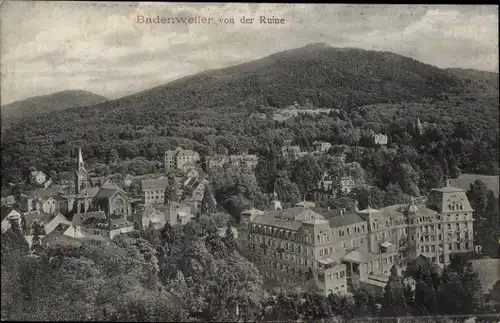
1,90 -> 108,122
445,68 -> 499,93
6,43 -> 475,127
1,43 -> 499,188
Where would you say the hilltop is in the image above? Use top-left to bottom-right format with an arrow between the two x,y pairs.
1,90 -> 108,122
7,43 -> 490,131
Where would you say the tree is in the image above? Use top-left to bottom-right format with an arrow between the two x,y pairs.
222,223 -> 237,253
381,265 -> 408,317
164,176 -> 178,203
291,155 -> 322,199
30,222 -> 41,251
485,280 -> 500,312
107,148 -> 119,164
200,186 -> 217,215
437,268 -> 463,315
302,292 -> 332,320
460,264 -> 484,314
8,218 -> 21,234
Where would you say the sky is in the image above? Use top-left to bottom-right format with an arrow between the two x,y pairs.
1,2 -> 498,105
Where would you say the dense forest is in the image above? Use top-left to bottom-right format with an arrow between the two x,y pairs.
1,44 -> 498,193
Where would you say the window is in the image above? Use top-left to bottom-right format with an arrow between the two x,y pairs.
465,242 -> 469,249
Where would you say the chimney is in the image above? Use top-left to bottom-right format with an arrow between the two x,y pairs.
354,200 -> 359,212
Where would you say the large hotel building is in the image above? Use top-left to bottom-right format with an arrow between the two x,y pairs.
238,180 -> 474,295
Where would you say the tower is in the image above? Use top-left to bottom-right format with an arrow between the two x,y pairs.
416,117 -> 424,136
75,148 -> 89,194
271,182 -> 282,211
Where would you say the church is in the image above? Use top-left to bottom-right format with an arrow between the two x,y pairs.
72,148 -> 131,218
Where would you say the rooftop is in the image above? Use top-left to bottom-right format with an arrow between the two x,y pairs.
322,210 -> 366,228
76,187 -> 101,199
42,230 -> 82,246
94,188 -> 119,200
1,195 -> 16,205
142,178 -> 170,190
431,185 -> 465,193
343,249 -> 382,263
252,214 -> 303,230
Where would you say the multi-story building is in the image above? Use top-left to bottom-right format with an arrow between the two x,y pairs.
281,140 -> 303,160
312,141 -> 332,153
164,147 -> 200,172
30,170 -> 48,186
238,180 -> 474,295
205,154 -> 259,172
141,177 -> 171,206
239,202 -> 349,296
372,134 -> 388,146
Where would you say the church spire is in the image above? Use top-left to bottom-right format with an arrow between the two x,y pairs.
78,148 -> 84,168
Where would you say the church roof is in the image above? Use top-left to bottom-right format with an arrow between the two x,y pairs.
94,188 -> 120,200
76,187 -> 100,199
431,185 -> 464,193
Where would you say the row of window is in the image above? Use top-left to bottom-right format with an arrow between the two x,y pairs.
248,244 -> 311,266
250,235 -> 309,254
342,238 -> 364,249
448,204 -> 464,211
145,190 -> 166,195
338,225 -> 365,237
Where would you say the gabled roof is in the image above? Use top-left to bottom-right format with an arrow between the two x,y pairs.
109,218 -> 135,229
1,195 -> 16,205
76,187 -> 100,199
31,186 -> 65,198
42,230 -> 81,246
1,206 -> 21,221
72,211 -> 107,226
101,180 -> 124,192
94,188 -> 120,200
142,178 -> 170,190
318,209 -> 366,228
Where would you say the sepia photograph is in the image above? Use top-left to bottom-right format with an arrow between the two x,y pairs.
1,2 -> 499,322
